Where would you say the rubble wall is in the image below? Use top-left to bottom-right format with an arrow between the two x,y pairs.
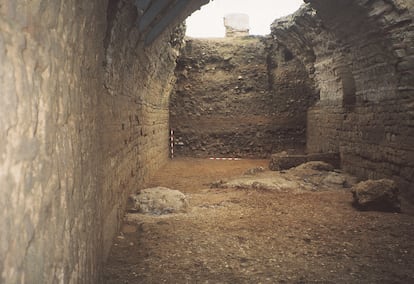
170,37 -> 317,158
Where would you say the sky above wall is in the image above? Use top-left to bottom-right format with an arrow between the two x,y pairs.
186,0 -> 304,37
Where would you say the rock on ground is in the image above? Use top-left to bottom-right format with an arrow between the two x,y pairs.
269,151 -> 307,171
269,152 -> 340,171
211,161 -> 356,192
244,167 -> 265,175
351,179 -> 401,212
292,161 -> 334,172
129,187 -> 189,215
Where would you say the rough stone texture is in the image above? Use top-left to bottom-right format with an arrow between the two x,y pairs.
306,153 -> 341,169
271,2 -> 414,200
129,187 -> 189,215
292,161 -> 334,173
244,167 -> 265,175
351,179 -> 401,212
1,0 -> 414,282
213,161 -> 357,192
269,152 -> 340,171
0,0 -> 183,282
170,37 -> 317,158
269,153 -> 308,171
0,2 -> 107,283
101,0 -> 184,261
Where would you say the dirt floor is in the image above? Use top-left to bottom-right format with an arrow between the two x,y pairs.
103,158 -> 414,283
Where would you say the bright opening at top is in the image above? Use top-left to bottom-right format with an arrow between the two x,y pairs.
186,0 -> 304,38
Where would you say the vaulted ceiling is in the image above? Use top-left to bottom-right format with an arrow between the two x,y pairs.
135,0 -> 210,45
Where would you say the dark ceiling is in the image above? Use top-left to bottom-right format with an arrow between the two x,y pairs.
135,0 -> 210,45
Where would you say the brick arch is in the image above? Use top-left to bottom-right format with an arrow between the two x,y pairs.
300,0 -> 414,195
178,1 -> 414,194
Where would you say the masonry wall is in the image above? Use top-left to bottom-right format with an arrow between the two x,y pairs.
0,0 -> 182,282
1,0 -> 413,282
271,1 -> 414,198
170,37 -> 317,158
101,0 -> 183,262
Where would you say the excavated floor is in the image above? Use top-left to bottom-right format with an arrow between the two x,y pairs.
103,158 -> 414,283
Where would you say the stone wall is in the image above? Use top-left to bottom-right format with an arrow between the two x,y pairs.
1,0 -> 413,282
0,0 -> 182,282
170,37 -> 317,158
101,0 -> 184,261
271,1 -> 414,198
0,1 -> 105,282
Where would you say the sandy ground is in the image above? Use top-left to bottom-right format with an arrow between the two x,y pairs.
103,158 -> 414,283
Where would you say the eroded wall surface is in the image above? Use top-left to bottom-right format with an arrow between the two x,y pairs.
1,0 -> 413,282
0,0 -> 182,282
0,1 -> 106,282
272,1 -> 414,198
101,0 -> 183,261
170,37 -> 317,158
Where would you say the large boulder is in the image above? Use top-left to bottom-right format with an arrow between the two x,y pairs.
351,179 -> 401,212
129,187 -> 189,215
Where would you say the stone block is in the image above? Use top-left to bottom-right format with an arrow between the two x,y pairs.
170,37 -> 316,158
129,187 -> 189,215
351,179 -> 401,212
269,151 -> 340,171
307,152 -> 341,168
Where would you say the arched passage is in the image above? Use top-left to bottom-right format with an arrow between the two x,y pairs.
0,0 -> 413,282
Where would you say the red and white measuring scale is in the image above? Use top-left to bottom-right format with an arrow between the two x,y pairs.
169,129 -> 242,161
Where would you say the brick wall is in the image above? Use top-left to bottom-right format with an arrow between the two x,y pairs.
0,0 -> 182,282
101,0 -> 183,261
272,1 -> 414,198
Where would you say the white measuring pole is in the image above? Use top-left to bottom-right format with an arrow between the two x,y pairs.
170,129 -> 174,159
